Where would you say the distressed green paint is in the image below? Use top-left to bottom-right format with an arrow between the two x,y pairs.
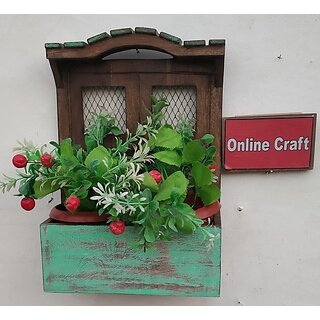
87,32 -> 110,44
63,41 -> 87,48
159,32 -> 182,45
183,40 -> 206,47
40,220 -> 221,296
110,28 -> 134,37
45,43 -> 62,49
209,39 -> 226,46
135,27 -> 158,36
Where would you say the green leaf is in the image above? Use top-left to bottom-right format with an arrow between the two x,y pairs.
148,200 -> 159,211
141,188 -> 153,201
78,198 -> 97,211
77,191 -> 88,199
89,159 -> 100,172
151,95 -> 158,105
84,136 -> 97,152
18,181 -> 30,196
60,139 -> 77,160
33,180 -> 59,199
76,148 -> 84,161
144,226 -> 156,243
98,208 -> 105,216
154,100 -> 168,114
154,171 -> 188,202
175,215 -> 195,234
206,145 -> 216,160
170,188 -> 180,203
82,180 -> 92,189
176,202 -> 197,216
191,161 -> 213,187
147,137 -> 156,149
85,145 -> 112,176
182,140 -> 206,164
168,217 -> 178,232
154,150 -> 182,167
49,141 -> 60,149
201,134 -> 214,144
197,184 -> 221,205
141,173 -> 159,193
60,155 -> 76,168
110,126 -> 122,136
154,126 -> 182,150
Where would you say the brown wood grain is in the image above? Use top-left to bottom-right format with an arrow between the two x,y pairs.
67,59 -> 216,75
46,33 -> 224,60
47,30 -> 225,228
210,86 -> 223,227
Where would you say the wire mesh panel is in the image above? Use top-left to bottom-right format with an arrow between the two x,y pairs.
82,87 -> 126,131
152,86 -> 197,128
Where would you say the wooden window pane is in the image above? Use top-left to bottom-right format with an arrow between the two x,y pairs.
82,86 -> 126,131
152,86 -> 197,128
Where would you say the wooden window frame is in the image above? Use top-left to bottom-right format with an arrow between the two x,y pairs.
46,32 -> 225,226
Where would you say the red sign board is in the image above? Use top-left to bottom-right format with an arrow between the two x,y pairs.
223,114 -> 316,171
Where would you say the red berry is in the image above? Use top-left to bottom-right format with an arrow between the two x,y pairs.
12,154 -> 27,168
65,195 -> 80,212
40,153 -> 54,168
109,221 -> 126,235
21,197 -> 35,211
209,164 -> 217,172
149,170 -> 162,184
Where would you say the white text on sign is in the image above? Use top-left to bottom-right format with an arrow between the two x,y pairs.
227,136 -> 310,152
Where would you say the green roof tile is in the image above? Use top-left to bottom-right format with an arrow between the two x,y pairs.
159,32 -> 182,45
183,40 -> 206,47
209,39 -> 225,46
45,43 -> 62,49
63,41 -> 87,48
87,32 -> 110,44
110,28 -> 134,37
135,27 -> 158,36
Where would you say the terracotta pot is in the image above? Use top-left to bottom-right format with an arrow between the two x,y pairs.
186,190 -> 221,220
195,201 -> 221,220
50,204 -> 108,223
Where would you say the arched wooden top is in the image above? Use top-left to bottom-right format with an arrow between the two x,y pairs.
45,28 -> 225,60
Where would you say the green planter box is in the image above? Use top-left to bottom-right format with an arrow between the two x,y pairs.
40,219 -> 221,296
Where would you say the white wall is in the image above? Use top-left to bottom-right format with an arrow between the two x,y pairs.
0,14 -> 319,306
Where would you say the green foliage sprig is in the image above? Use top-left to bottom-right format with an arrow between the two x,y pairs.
1,96 -> 221,249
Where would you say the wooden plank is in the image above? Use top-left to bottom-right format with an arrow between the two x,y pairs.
210,86 -> 223,227
68,59 -> 216,75
40,221 -> 220,296
110,28 -> 134,37
209,39 -> 226,46
87,32 -> 110,44
135,27 -> 158,36
45,43 -> 62,49
159,31 -> 182,45
125,74 -> 141,133
195,76 -> 211,138
56,86 -> 71,141
48,60 -> 63,88
183,40 -> 206,47
64,41 -> 87,48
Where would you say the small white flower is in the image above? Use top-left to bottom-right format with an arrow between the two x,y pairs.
114,203 -> 125,214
